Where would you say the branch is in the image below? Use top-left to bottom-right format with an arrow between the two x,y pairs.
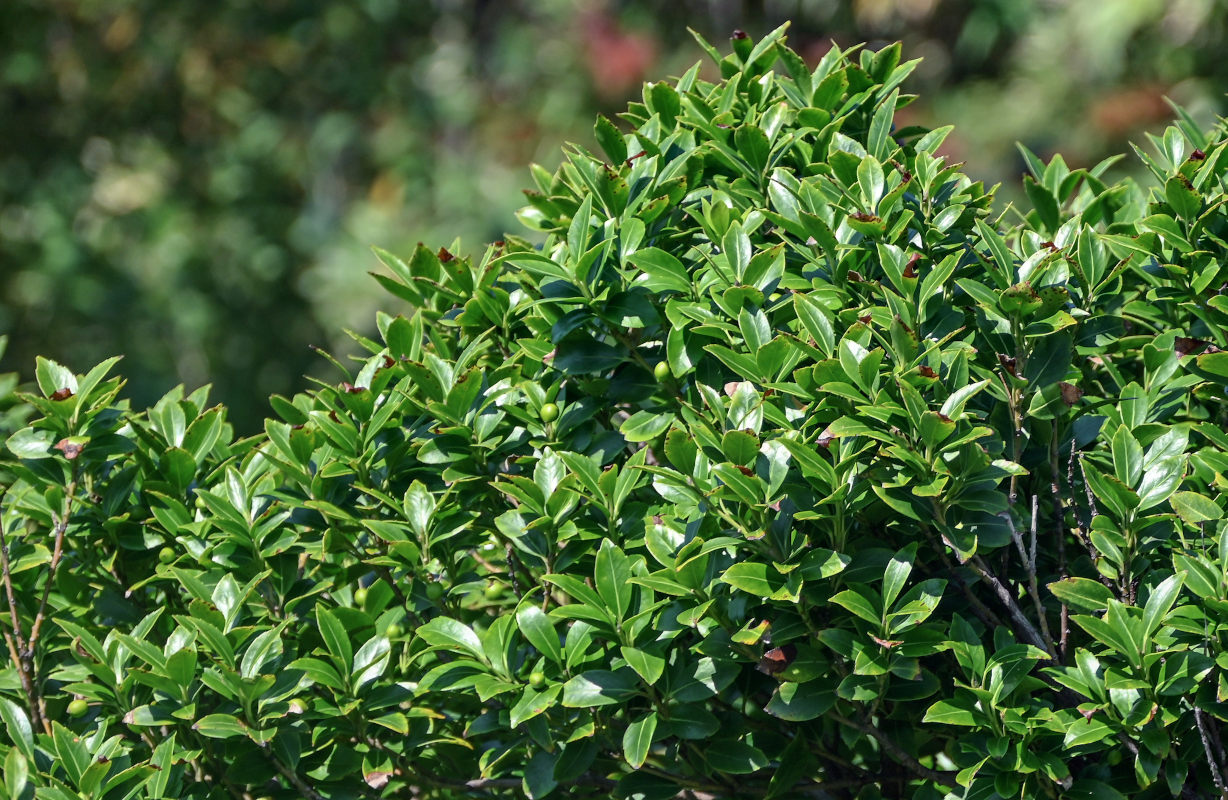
263,742 -> 324,800
25,472 -> 78,734
967,554 -> 1051,654
1196,709 -> 1228,800
1050,432 -> 1070,660
832,713 -> 959,789
401,761 -> 903,798
1071,452 -> 1120,579
0,485 -> 45,735
1007,495 -> 1057,659
403,769 -> 618,796
921,527 -> 1005,630
28,477 -> 76,649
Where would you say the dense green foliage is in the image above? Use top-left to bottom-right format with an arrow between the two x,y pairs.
5,0 -> 1226,430
4,25 -> 1228,799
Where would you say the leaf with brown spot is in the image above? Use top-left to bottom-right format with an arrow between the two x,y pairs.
1175,337 -> 1212,357
51,388 -> 74,401
1058,382 -> 1084,406
757,643 -> 797,676
55,439 -> 84,460
365,771 -> 394,790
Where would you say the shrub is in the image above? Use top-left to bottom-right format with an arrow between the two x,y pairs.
3,24 -> 1228,799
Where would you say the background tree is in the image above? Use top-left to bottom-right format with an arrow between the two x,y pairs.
1,0 -> 1225,430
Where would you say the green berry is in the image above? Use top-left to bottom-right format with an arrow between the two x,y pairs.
158,546 -> 176,564
539,402 -> 559,423
425,581 -> 444,600
67,699 -> 88,718
288,698 -> 309,714
484,582 -> 505,601
386,622 -> 403,638
529,671 -> 546,688
354,587 -> 368,606
654,360 -> 670,381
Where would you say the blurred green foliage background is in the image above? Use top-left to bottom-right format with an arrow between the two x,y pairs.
2,0 -> 1224,431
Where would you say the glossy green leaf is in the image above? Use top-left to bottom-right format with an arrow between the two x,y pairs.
621,410 -> 674,443
922,699 -> 978,726
517,604 -> 563,665
1170,491 -> 1222,524
1048,578 -> 1115,612
316,608 -> 353,674
561,670 -> 638,707
622,711 -> 658,769
417,617 -> 487,663
192,713 -> 247,739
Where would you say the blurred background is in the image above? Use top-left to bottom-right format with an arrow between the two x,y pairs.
2,0 -> 1225,431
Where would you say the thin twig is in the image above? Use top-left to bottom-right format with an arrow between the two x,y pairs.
1196,708 -> 1228,799
967,554 -> 1051,653
1007,496 -> 1056,659
263,743 -> 325,800
1212,715 -> 1228,772
0,485 -> 45,735
1069,451 -> 1117,593
832,713 -> 959,789
922,527 -> 1005,629
25,472 -> 78,734
1050,432 -> 1070,660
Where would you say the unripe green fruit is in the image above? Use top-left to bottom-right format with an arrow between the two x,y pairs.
158,547 -> 175,564
529,671 -> 546,688
484,582 -> 505,600
654,361 -> 670,381
354,587 -> 368,606
289,698 -> 309,714
67,699 -> 88,718
425,581 -> 444,600
539,402 -> 559,423
386,622 -> 403,638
